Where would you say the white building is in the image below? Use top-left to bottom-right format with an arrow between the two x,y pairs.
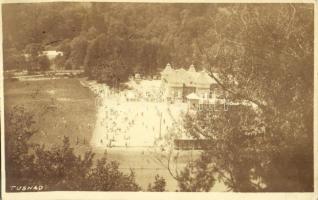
42,50 -> 63,60
160,63 -> 217,102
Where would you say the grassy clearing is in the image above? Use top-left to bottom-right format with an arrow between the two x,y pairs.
4,78 -> 96,155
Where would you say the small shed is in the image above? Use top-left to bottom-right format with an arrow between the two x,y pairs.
186,93 -> 200,109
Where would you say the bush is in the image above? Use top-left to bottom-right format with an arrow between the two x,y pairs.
147,175 -> 166,192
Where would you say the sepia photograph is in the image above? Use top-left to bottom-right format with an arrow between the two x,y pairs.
0,1 -> 315,197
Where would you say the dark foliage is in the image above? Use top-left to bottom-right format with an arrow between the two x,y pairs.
5,107 -> 141,191
147,174 -> 166,192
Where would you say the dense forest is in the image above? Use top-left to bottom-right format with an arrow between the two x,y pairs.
3,3 -> 212,83
3,3 -> 314,192
3,3 -> 314,83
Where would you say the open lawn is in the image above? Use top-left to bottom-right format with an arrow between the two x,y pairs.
4,78 -> 97,155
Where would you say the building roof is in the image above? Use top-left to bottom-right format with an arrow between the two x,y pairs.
186,93 -> 200,100
161,63 -> 172,75
42,50 -> 63,60
196,70 -> 214,85
162,64 -> 216,87
189,64 -> 196,72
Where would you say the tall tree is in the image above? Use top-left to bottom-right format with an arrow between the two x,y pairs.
175,4 -> 314,192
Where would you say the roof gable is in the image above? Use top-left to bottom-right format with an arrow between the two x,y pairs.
162,64 -> 216,86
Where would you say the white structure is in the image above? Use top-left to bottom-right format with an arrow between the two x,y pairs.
186,92 -> 200,109
160,63 -> 217,101
42,50 -> 63,60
